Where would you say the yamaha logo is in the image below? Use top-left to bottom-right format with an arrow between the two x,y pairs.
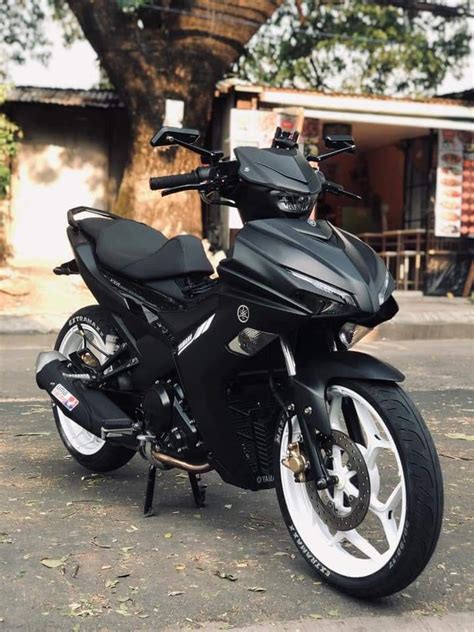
237,305 -> 249,323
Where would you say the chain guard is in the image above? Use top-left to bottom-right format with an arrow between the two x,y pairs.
309,430 -> 370,532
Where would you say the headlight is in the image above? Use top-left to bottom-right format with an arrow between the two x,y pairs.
339,322 -> 372,348
270,191 -> 317,216
378,269 -> 391,306
288,269 -> 357,307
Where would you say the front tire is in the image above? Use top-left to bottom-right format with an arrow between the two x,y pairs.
274,379 -> 443,598
54,306 -> 135,473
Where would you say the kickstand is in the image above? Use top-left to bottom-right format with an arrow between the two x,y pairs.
189,472 -> 206,508
143,464 -> 157,517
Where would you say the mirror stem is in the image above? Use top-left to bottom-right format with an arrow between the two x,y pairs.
307,144 -> 356,163
167,137 -> 223,164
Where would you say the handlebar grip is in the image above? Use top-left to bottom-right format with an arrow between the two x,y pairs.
149,171 -> 200,191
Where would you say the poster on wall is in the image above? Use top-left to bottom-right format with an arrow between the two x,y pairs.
434,129 -> 474,238
229,109 -> 279,151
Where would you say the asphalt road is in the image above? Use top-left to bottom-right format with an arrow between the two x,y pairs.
0,335 -> 472,630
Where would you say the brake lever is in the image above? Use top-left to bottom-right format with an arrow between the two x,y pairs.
161,183 -> 207,197
324,180 -> 362,201
340,189 -> 362,201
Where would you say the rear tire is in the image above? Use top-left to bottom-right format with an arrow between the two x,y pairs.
274,379 -> 443,598
54,306 -> 135,473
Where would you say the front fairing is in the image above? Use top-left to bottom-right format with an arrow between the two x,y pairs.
218,218 -> 393,316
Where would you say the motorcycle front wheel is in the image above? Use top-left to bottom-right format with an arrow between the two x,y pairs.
274,379 -> 443,598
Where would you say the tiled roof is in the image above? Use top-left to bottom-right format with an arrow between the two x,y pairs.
5,86 -> 124,109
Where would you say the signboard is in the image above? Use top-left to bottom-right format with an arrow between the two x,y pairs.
434,130 -> 474,238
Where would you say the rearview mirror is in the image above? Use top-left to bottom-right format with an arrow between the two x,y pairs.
150,127 -> 200,147
324,135 -> 355,150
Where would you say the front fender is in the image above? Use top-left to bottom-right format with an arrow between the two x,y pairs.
293,351 -> 404,436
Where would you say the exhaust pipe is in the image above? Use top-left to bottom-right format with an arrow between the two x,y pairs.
150,448 -> 211,473
36,351 -> 133,439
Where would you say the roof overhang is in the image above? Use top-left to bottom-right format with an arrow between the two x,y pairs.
260,88 -> 474,132
5,86 -> 124,109
218,81 -> 474,133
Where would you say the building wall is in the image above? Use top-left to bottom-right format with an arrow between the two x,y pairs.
3,102 -> 128,267
317,144 -> 405,234
366,144 -> 405,231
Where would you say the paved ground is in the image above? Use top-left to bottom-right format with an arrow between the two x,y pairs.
1,265 -> 473,339
0,336 -> 472,630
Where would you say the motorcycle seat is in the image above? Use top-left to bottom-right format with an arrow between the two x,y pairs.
77,217 -> 213,281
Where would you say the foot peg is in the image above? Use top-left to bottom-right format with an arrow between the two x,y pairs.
189,473 -> 206,508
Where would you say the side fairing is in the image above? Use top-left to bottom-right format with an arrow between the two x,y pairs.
219,218 -> 389,314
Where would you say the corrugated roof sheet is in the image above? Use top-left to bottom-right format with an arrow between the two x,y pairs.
5,86 -> 124,109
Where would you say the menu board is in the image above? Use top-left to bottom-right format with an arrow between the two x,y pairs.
435,130 -> 474,238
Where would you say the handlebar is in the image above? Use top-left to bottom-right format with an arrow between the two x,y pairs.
149,166 -> 212,191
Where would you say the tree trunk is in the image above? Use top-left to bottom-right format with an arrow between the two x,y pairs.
115,116 -> 205,236
66,0 -> 283,236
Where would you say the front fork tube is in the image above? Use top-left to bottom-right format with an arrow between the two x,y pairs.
280,337 -> 334,490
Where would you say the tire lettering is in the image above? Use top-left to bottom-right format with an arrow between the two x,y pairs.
289,524 -> 331,577
67,315 -> 104,337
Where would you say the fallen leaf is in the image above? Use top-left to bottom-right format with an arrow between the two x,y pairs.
40,557 -> 67,569
445,432 -> 474,442
215,571 -> 238,582
91,537 -> 111,549
105,579 -> 119,589
247,586 -> 266,592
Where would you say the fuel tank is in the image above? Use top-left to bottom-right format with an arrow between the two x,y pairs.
218,218 -> 391,315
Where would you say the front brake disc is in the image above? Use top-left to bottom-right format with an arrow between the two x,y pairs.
309,430 -> 370,532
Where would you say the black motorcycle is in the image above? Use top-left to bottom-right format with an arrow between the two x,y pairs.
36,126 -> 443,598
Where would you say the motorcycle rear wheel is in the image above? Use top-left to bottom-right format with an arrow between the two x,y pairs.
53,306 -> 136,472
274,379 -> 443,598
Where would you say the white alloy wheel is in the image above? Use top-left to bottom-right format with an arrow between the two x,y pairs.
57,324 -> 108,455
279,384 -> 407,578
